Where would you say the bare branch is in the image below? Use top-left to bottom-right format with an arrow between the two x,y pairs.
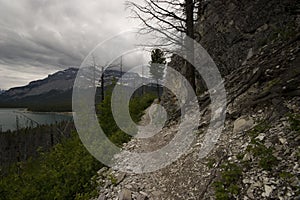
130,9 -> 183,46
149,0 -> 186,22
135,1 -> 186,33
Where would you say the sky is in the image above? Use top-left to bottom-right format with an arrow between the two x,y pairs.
0,0 -> 145,89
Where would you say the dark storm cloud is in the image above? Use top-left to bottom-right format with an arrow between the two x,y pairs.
0,0 -> 140,89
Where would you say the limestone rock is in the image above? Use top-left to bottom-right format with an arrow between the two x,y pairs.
262,185 -> 273,197
246,48 -> 254,60
97,194 -> 106,200
255,133 -> 266,141
116,173 -> 126,185
119,189 -> 132,200
136,194 -> 148,200
233,116 -> 254,133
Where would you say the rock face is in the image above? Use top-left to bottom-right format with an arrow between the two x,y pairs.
197,0 -> 298,76
92,0 -> 300,199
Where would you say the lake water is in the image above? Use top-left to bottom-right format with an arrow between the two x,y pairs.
0,108 -> 72,132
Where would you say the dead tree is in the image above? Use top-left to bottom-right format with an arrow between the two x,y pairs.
126,0 -> 203,91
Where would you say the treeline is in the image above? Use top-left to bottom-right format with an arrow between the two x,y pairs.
0,121 -> 74,168
0,89 -> 73,112
0,132 -> 102,200
0,91 -> 156,199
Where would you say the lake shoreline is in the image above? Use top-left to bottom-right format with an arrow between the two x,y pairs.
0,108 -> 73,132
0,107 -> 73,116
22,110 -> 74,116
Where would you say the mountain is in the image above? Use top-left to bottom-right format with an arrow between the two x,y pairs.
3,68 -> 78,99
0,67 -> 159,111
0,68 -> 78,111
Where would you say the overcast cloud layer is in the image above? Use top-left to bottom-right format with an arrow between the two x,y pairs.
0,0 -> 140,89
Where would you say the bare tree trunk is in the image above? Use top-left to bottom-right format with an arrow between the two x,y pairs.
157,79 -> 160,101
126,0 -> 198,91
185,0 -> 196,92
101,66 -> 104,101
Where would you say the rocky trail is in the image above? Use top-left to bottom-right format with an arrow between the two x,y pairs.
94,94 -> 299,199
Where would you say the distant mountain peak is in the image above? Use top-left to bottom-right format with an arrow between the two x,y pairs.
0,67 -> 153,111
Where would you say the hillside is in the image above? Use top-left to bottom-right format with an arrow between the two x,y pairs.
92,0 -> 300,199
3,68 -> 78,99
0,68 -> 77,111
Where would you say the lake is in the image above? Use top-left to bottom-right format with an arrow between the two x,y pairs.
0,108 -> 72,132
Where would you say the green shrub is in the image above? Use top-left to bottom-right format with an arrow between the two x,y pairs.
279,171 -> 293,180
248,122 -> 270,139
206,158 -> 216,169
108,174 -> 118,186
288,114 -> 300,132
245,121 -> 278,171
0,132 -> 102,200
236,153 -> 245,160
97,88 -> 156,145
0,85 -> 155,200
246,143 -> 278,171
213,163 -> 242,200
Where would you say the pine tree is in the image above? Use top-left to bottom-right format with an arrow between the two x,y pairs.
149,49 -> 166,100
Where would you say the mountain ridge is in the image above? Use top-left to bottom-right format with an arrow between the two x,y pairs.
0,67 -> 158,111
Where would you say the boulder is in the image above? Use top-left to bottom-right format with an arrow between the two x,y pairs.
233,116 -> 254,133
119,189 -> 132,200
